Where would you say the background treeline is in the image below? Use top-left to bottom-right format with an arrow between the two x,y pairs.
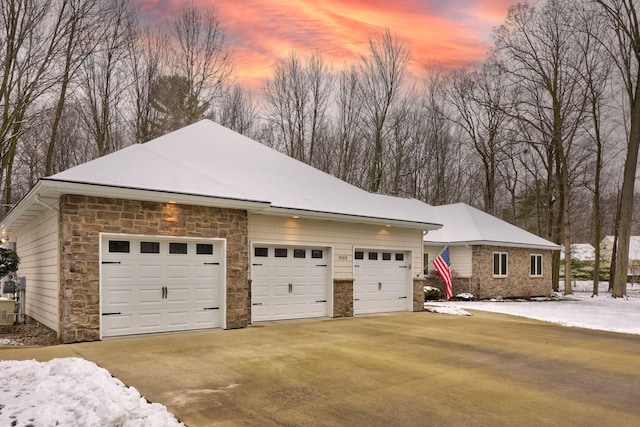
2,0 -> 639,294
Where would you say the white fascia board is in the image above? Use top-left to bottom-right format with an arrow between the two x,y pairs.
262,206 -> 443,230
40,178 -> 272,210
423,239 -> 561,251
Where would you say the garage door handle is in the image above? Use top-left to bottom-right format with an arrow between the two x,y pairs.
252,263 -> 263,266
252,302 -> 263,306
398,296 -> 407,299
102,261 -> 121,264
316,264 -> 327,267
204,262 -> 220,265
204,307 -> 219,310
378,282 -> 382,290
316,300 -> 327,303
102,312 -> 121,316
288,283 -> 293,293
354,298 -> 360,301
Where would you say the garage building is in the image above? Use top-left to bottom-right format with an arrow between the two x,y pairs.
1,120 -> 441,343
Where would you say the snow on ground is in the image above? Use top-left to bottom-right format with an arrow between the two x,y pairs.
0,357 -> 183,427
425,305 -> 472,316
426,281 -> 640,335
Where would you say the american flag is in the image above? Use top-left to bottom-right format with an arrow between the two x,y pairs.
433,246 -> 453,300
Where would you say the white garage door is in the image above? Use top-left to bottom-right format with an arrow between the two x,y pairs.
101,235 -> 224,337
353,249 -> 410,315
251,245 -> 329,322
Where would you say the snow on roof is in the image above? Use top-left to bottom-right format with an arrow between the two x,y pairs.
41,120 -> 440,228
560,243 -> 595,261
423,203 -> 559,250
601,236 -> 640,260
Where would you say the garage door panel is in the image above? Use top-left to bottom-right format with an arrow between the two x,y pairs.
166,288 -> 189,304
105,265 -> 133,281
139,312 -> 163,329
194,287 -> 217,303
104,289 -> 132,306
166,311 -> 189,327
138,288 -> 163,304
167,264 -> 190,279
138,264 -> 162,279
354,250 -> 410,315
251,245 -> 329,322
195,265 -> 217,278
102,315 -> 132,336
193,310 -> 217,326
101,236 -> 223,337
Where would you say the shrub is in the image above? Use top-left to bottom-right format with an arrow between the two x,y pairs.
424,286 -> 442,301
0,247 -> 20,278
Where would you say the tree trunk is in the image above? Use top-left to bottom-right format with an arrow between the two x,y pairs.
613,83 -> 640,297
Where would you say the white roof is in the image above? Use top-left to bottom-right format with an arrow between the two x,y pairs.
560,243 -> 595,261
423,203 -> 559,250
602,236 -> 640,260
2,120 -> 441,233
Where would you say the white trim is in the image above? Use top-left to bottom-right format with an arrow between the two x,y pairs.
423,240 -> 560,251
493,251 -> 509,278
530,253 -> 543,277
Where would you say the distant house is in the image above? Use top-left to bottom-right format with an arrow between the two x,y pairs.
600,236 -> 640,279
423,203 -> 560,299
560,244 -> 596,262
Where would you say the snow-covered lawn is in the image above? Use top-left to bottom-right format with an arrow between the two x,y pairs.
425,281 -> 640,335
0,358 -> 183,427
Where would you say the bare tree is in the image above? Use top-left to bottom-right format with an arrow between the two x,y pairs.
493,0 -> 590,294
333,66 -> 364,185
593,0 -> 640,297
171,1 -> 231,125
574,5 -> 614,295
447,63 -> 511,215
356,29 -> 410,193
263,51 -> 332,165
77,0 -> 135,157
45,0 -> 101,175
217,84 -> 258,137
128,24 -> 168,144
0,0 -> 77,207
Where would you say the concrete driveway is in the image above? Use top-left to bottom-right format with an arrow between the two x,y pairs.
2,311 -> 640,426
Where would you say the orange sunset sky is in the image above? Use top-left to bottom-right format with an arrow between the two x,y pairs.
134,0 -> 521,90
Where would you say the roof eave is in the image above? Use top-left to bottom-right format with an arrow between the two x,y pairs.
1,179 -> 272,236
423,239 -> 561,250
261,206 -> 443,230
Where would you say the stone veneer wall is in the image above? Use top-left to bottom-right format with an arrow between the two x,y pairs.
412,278 -> 427,311
58,195 -> 248,343
333,279 -> 354,317
471,246 -> 553,299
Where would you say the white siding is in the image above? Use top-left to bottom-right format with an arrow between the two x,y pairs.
14,203 -> 59,332
424,244 -> 472,277
248,214 -> 424,279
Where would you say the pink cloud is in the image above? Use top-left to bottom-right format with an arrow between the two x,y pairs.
134,0 -> 520,91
